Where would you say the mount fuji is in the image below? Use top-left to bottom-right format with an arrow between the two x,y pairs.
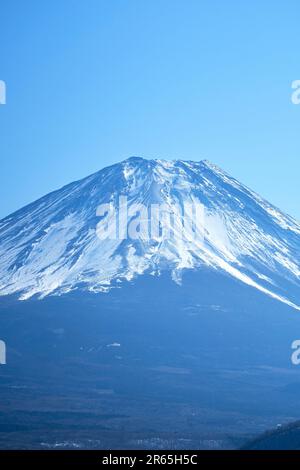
0,157 -> 299,309
1,157 -> 300,449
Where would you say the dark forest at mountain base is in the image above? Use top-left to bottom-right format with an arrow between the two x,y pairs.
1,271 -> 300,449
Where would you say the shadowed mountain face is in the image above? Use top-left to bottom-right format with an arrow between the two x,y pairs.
0,158 -> 300,449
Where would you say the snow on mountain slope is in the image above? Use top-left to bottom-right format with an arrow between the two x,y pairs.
0,157 -> 299,308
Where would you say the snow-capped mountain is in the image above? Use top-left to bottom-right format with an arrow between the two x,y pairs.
0,157 -> 299,309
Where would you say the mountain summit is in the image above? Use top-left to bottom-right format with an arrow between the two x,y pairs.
0,157 -> 299,308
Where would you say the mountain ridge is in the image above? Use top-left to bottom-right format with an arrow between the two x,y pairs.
0,157 -> 299,308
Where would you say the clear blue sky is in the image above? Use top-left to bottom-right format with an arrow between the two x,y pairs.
0,0 -> 300,219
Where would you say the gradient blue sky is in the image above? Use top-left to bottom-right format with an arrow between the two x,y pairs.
0,0 -> 300,219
